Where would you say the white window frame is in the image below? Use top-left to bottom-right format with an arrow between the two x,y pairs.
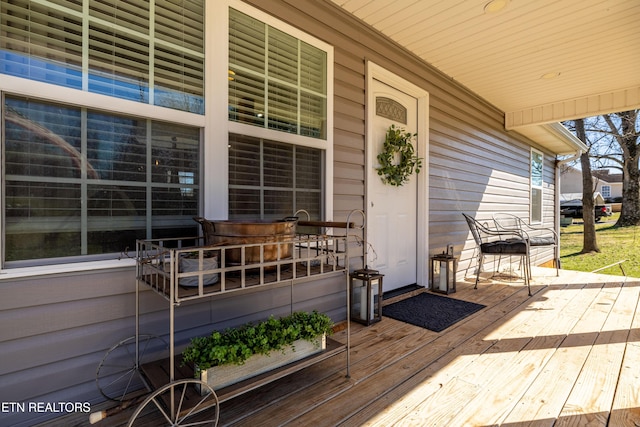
204,0 -> 334,220
530,148 -> 544,224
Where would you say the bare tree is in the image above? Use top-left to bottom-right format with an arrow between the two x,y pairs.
600,110 -> 640,226
573,119 -> 600,253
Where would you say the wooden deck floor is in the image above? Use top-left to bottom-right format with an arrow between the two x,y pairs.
42,268 -> 640,426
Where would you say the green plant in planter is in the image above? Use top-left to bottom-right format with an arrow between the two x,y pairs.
376,124 -> 422,187
182,311 -> 334,374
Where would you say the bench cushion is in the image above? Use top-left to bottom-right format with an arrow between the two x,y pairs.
529,236 -> 555,246
480,240 -> 527,254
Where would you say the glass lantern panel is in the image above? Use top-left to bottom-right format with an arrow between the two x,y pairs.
371,278 -> 380,320
438,260 -> 449,292
447,261 -> 454,287
351,280 -> 367,321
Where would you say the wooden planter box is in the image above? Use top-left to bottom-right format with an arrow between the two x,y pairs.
197,334 -> 326,394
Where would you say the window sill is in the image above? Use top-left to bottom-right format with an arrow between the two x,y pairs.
0,258 -> 136,281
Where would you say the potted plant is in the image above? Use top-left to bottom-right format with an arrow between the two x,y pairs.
182,311 -> 334,392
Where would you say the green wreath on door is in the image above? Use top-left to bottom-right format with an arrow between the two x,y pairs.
376,124 -> 422,187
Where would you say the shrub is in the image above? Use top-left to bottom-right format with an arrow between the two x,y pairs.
181,311 -> 334,372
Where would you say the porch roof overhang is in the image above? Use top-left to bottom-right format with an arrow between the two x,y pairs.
514,123 -> 588,156
330,0 -> 640,155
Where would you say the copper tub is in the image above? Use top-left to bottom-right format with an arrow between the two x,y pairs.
194,217 -> 296,264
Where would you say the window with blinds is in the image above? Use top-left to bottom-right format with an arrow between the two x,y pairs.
153,0 -> 204,112
0,0 -> 84,89
3,96 -> 200,264
228,134 -> 322,220
228,8 -> 327,139
0,0 -> 204,114
227,7 -> 329,221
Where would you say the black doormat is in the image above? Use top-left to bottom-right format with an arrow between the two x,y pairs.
382,292 -> 486,332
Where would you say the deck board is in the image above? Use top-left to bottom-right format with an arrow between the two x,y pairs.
351,283 -> 542,426
555,283 -> 639,426
609,304 -> 640,427
432,284 -> 595,426
500,284 -> 612,426
37,269 -> 640,427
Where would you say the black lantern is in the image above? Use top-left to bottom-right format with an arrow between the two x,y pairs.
350,268 -> 384,325
430,246 -> 457,294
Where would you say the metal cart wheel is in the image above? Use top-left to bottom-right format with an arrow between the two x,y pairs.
96,334 -> 168,402
127,379 -> 219,426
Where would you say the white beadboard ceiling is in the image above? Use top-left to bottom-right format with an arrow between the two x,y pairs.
330,0 -> 640,139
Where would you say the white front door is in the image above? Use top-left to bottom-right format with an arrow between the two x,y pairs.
367,78 -> 420,292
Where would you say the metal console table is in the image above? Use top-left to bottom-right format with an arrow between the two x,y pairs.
92,210 -> 365,426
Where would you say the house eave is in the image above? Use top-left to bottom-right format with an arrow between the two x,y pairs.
513,123 -> 588,156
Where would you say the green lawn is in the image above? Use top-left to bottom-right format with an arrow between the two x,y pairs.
560,212 -> 640,278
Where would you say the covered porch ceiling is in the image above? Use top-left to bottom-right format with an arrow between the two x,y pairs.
330,0 -> 640,154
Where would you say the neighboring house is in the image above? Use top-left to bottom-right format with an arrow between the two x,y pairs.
1,1 -> 638,425
561,165 -> 624,208
593,169 -> 624,202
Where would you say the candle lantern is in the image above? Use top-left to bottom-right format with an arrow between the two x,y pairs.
350,268 -> 384,325
430,245 -> 457,294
